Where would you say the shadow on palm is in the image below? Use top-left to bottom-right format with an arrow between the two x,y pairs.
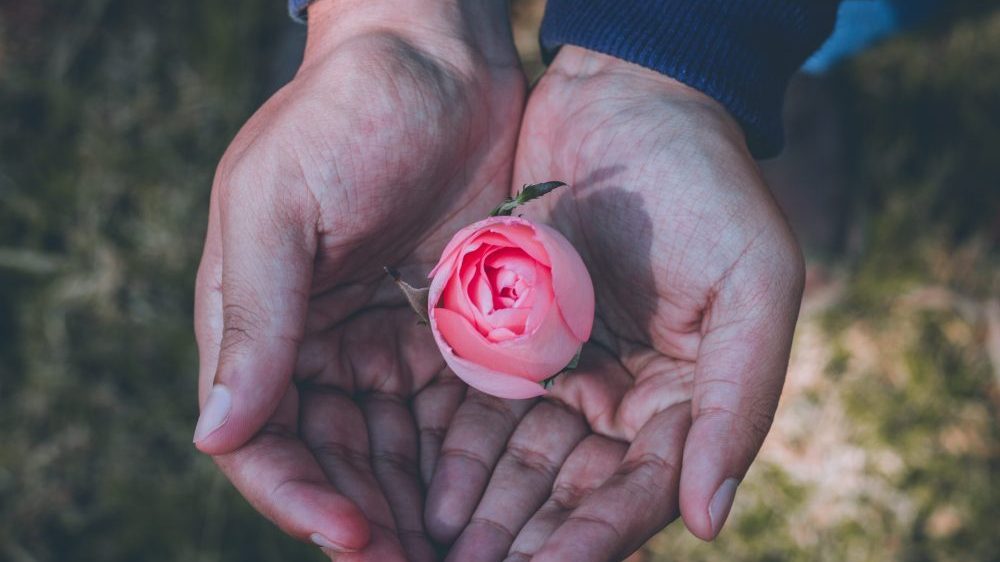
429,47 -> 804,561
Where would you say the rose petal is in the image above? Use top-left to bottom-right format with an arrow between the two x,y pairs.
489,220 -> 550,267
429,309 -> 547,399
493,268 -> 518,290
484,308 -> 530,334
469,267 -> 493,315
434,308 -> 568,380
497,279 -> 582,375
487,327 -> 519,342
429,217 -> 551,281
485,248 -> 538,284
522,263 -> 552,333
532,222 -> 595,342
441,244 -> 490,322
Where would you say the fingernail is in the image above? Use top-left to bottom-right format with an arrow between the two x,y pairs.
708,478 -> 739,539
311,533 -> 352,553
193,385 -> 231,443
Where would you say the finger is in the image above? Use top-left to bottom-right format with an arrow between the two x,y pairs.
446,401 -> 588,562
194,177 -> 320,454
531,404 -> 690,562
362,392 -> 437,562
195,189 -> 223,405
506,435 -> 627,561
680,254 -> 805,540
300,386 -> 408,560
412,370 -> 467,486
213,386 -> 371,554
425,391 -> 535,543
322,526 -> 409,562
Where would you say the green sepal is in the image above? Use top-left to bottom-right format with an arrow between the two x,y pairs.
539,348 -> 582,391
490,181 -> 567,217
384,266 -> 430,324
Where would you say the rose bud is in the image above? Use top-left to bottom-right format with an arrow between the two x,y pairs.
427,216 -> 594,399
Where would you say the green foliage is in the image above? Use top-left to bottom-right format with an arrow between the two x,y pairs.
489,181 -> 566,216
0,1 -> 997,561
646,5 -> 999,562
0,1 -> 318,560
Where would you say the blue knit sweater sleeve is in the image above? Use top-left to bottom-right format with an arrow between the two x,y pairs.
540,0 -> 840,157
288,0 -> 309,23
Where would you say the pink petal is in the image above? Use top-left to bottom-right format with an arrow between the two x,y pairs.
429,217 -> 551,281
440,245 -> 487,317
521,263 -> 552,333
487,327 -> 519,342
429,309 -> 547,400
484,308 -> 530,333
485,248 -> 538,283
434,308 -> 567,380
496,280 -> 582,374
436,304 -> 582,387
494,269 -> 517,289
469,267 -> 494,315
531,222 -> 595,343
488,219 -> 550,267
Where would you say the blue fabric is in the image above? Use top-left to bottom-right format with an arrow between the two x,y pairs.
288,0 -> 310,23
803,0 -> 941,73
540,0 -> 840,158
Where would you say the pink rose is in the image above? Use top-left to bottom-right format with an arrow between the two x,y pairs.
428,216 -> 595,399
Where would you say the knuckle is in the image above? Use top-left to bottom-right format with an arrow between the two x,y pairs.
309,441 -> 369,472
469,517 -> 516,541
563,514 -> 623,544
550,483 -> 593,510
697,402 -> 775,449
465,393 -> 520,430
616,453 -> 678,500
438,447 -> 493,476
221,300 -> 263,352
370,449 -> 420,479
505,445 -> 559,480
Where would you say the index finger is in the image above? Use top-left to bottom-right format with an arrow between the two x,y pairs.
531,403 -> 690,562
679,243 -> 805,540
213,386 -> 371,553
194,187 -> 223,405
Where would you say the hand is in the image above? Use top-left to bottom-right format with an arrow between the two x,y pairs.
193,1 -> 524,559
425,46 -> 805,561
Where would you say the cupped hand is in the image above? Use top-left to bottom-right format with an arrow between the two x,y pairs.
193,1 -> 523,559
426,46 -> 805,561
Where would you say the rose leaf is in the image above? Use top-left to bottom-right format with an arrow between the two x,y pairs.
489,181 -> 567,217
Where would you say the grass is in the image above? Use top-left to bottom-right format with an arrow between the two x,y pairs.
1,1 -> 997,561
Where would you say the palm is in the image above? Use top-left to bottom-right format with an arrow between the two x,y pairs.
195,30 -> 525,561
426,48 -> 804,562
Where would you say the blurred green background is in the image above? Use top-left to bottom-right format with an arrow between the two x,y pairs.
0,1 -> 996,561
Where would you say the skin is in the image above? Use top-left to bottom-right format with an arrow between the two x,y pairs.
194,1 -> 805,560
193,0 -> 524,559
425,47 -> 805,561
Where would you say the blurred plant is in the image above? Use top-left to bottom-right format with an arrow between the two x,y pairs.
0,1 -> 321,560
0,1 -> 997,561
644,5 -> 999,562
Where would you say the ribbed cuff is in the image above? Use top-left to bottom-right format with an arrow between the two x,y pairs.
288,0 -> 311,23
540,0 -> 839,158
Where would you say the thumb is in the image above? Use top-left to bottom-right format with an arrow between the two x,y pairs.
679,250 -> 804,541
194,178 -> 319,454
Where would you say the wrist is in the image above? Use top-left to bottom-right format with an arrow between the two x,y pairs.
304,0 -> 515,67
540,45 -> 748,156
548,46 -> 720,108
